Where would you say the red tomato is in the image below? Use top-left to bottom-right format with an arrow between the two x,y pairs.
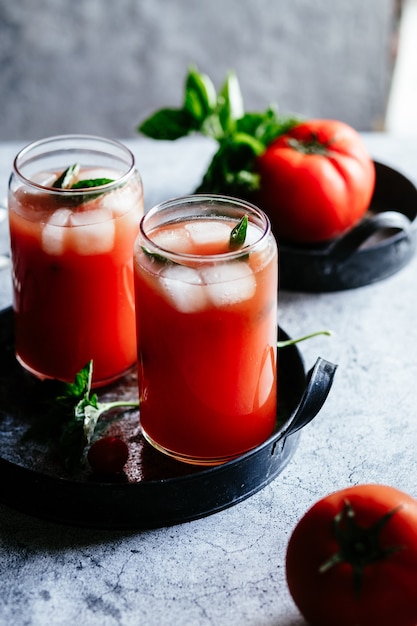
87,436 -> 129,474
255,119 -> 376,244
285,484 -> 417,626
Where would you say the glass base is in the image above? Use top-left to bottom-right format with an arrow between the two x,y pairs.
16,354 -> 134,389
141,429 -> 249,467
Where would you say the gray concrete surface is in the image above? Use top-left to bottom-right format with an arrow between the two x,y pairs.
0,0 -> 397,141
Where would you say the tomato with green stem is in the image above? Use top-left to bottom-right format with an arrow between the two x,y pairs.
285,484 -> 417,626
255,119 -> 376,244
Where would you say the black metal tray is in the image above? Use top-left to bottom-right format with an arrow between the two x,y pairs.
0,307 -> 337,529
279,161 -> 417,292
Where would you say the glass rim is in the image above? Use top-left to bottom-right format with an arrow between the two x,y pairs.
139,193 -> 273,263
12,134 -> 137,195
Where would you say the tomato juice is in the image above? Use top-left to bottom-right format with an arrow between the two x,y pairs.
134,197 -> 278,465
8,137 -> 144,386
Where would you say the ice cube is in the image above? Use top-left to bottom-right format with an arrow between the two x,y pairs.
41,209 -> 72,255
244,222 -> 263,247
119,202 -> 142,232
159,264 -> 209,313
185,220 -> 231,247
48,208 -> 72,226
150,227 -> 193,254
201,262 -> 256,306
42,223 -> 66,256
67,208 -> 115,254
80,167 -> 122,181
102,184 -> 139,218
31,170 -> 58,187
69,206 -> 113,226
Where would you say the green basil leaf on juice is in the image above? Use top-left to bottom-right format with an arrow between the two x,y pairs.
51,166 -> 117,208
229,215 -> 248,249
71,178 -> 114,189
52,163 -> 80,189
71,176 -> 116,205
141,246 -> 176,265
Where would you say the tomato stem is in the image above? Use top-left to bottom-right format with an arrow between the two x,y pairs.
319,499 -> 404,595
286,133 -> 334,156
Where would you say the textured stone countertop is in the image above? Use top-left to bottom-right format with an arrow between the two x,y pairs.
1,133 -> 417,626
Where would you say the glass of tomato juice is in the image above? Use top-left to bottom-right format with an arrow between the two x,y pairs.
8,135 -> 144,387
133,195 -> 278,465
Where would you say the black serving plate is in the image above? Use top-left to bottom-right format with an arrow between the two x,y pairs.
279,161 -> 417,292
0,307 -> 337,529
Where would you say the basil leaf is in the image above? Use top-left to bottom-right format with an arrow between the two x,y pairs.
236,107 -> 300,146
71,178 -> 114,189
217,71 -> 244,135
138,108 -> 197,140
229,215 -> 248,249
141,245 -> 184,266
184,66 -> 217,122
232,131 -> 265,156
195,137 -> 260,196
52,163 -> 80,189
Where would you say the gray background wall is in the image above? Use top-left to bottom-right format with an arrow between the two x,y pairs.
0,0 -> 398,142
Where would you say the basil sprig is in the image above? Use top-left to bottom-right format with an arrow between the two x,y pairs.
26,360 -> 138,472
138,66 -> 300,198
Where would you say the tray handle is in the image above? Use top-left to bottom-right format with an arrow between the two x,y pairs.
280,357 -> 338,438
324,211 -> 412,269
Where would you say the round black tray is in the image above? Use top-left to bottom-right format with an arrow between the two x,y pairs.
0,307 -> 337,529
279,161 -> 417,292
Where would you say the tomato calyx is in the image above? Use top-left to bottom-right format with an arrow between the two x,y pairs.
319,499 -> 404,594
286,132 -> 334,156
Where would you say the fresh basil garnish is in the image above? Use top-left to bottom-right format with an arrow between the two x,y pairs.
52,163 -> 80,189
71,178 -> 115,189
53,164 -> 115,191
141,246 -> 176,265
229,215 -> 248,249
51,164 -> 116,205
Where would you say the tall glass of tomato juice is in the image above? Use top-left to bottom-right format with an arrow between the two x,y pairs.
133,195 -> 278,465
8,135 -> 144,387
